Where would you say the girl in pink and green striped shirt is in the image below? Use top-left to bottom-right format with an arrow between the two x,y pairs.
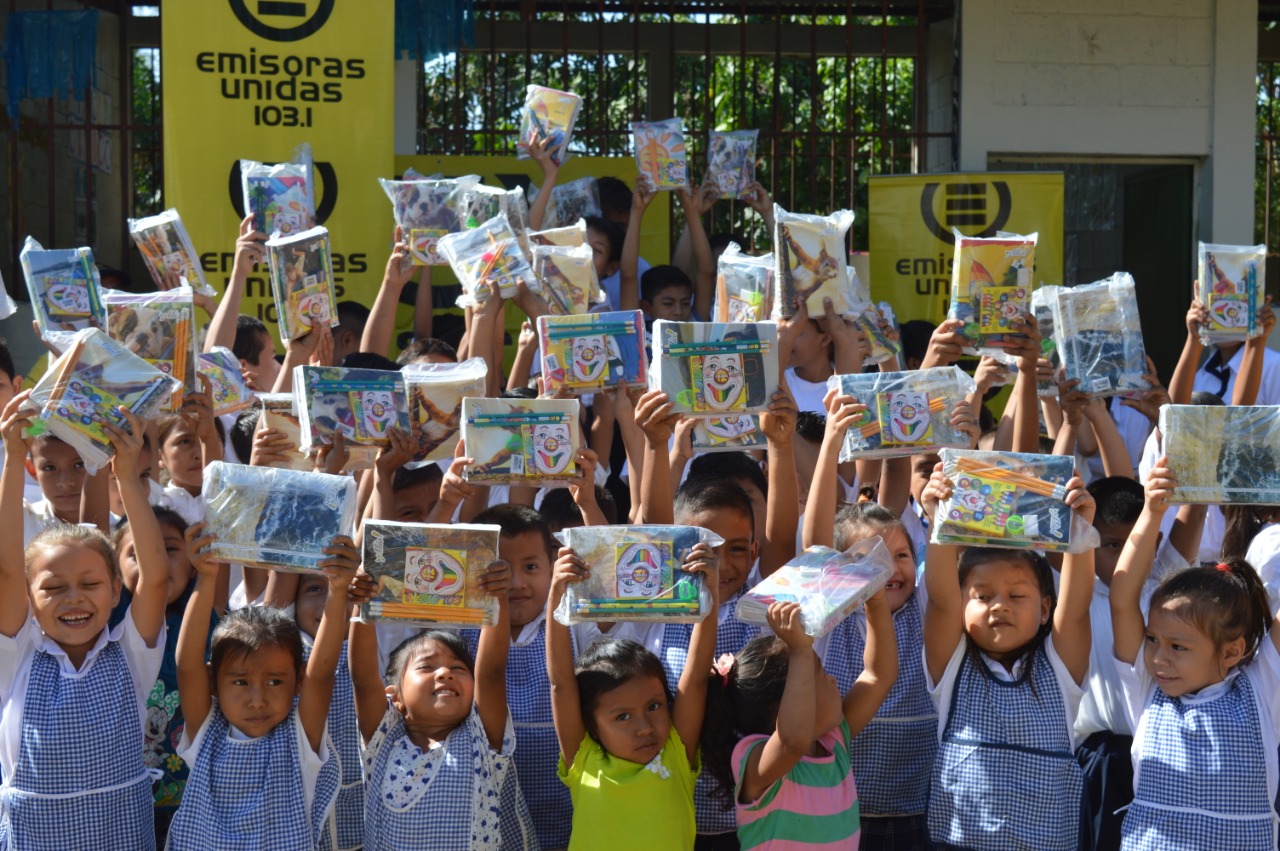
701,595 -> 898,850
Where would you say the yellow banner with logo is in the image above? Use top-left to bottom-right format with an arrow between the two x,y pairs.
869,173 -> 1064,325
162,0 -> 394,351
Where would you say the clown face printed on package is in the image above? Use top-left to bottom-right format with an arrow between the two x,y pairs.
570,334 -> 608,385
404,548 -> 465,599
706,414 -> 757,441
355,389 -> 398,439
702,352 -> 746,412
531,421 -> 573,475
616,542 -> 666,599
884,391 -> 932,446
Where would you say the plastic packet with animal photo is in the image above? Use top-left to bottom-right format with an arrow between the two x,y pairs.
439,212 -> 539,307
549,177 -> 602,228
651,320 -> 780,417
772,206 -> 856,318
461,397 -> 581,486
1197,242 -> 1266,345
1052,273 -> 1151,398
202,461 -> 357,573
946,231 -> 1036,357
539,310 -> 647,396
266,225 -> 338,342
632,118 -> 688,191
705,129 -> 758,200
127,209 -> 215,297
379,174 -> 480,265
847,265 -> 900,366
294,365 -> 411,458
257,392 -> 360,472
931,448 -> 1098,554
359,521 -> 502,629
553,525 -> 723,625
533,242 -> 605,315
240,156 -> 314,237
401,357 -> 488,466
451,183 -> 531,237
691,415 -> 768,453
1160,405 -> 1280,504
827,366 -> 977,461
198,346 -> 255,416
20,328 -> 184,475
103,285 -> 198,411
519,85 -> 582,166
714,243 -> 773,323
737,539 -> 893,638
20,236 -> 106,350
528,219 -> 587,249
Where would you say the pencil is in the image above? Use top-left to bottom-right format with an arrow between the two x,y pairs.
953,456 -> 1067,500
366,601 -> 491,624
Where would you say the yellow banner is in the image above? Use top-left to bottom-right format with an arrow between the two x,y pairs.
869,173 -> 1064,325
162,0 -> 394,351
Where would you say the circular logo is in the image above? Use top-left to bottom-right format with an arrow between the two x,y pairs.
228,0 -> 335,42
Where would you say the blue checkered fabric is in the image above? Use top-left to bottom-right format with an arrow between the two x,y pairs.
928,643 -> 1083,851
314,644 -> 364,851
1121,671 -> 1275,850
824,602 -> 937,817
1,646 -> 155,851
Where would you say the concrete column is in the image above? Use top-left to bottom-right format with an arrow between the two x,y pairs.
1206,0 -> 1257,242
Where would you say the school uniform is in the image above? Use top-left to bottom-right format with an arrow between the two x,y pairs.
602,258 -> 651,312
21,497 -> 65,548
302,639 -> 363,851
1138,430 -> 1225,565
1248,523 -> 1280,614
1193,343 -> 1280,405
783,367 -> 830,415
159,484 -> 205,526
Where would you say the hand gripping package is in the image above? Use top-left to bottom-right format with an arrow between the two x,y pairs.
651,320 -> 780,417
827,366 -> 977,461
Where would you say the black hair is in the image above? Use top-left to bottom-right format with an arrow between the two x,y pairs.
396,336 -> 458,366
794,411 -> 826,446
210,605 -> 304,677
640,265 -> 693,305
233,315 -> 271,364
687,451 -> 768,500
230,407 -> 261,465
539,486 -> 618,531
1149,558 -> 1273,665
1088,476 -> 1145,529
112,505 -> 190,546
392,462 -> 444,494
594,176 -> 633,219
708,232 -> 744,255
977,404 -> 996,434
957,547 -> 1056,675
334,300 -> 371,336
1191,390 -> 1225,407
833,501 -> 914,560
501,386 -> 538,399
473,503 -> 558,560
1221,505 -> 1277,562
674,478 -> 756,536
899,319 -> 936,367
0,337 -> 14,380
575,638 -> 671,744
339,352 -> 399,371
584,216 -> 625,264
96,264 -> 131,289
385,629 -> 475,685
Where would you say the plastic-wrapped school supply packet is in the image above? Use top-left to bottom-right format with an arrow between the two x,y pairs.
736,539 -> 894,639
1160,405 -> 1280,505
652,320 -> 780,416
452,184 -> 531,237
772,207 -> 856,318
528,219 -> 587,249
266,226 -> 338,342
931,448 -> 1098,554
706,130 -> 758,199
240,155 -> 314,237
947,232 -> 1036,357
533,242 -> 604,315
538,311 -> 647,396
827,366 -> 977,461
294,365 -> 412,457
1031,285 -> 1064,398
103,286 -> 197,411
127,209 -> 215,297
1198,242 -> 1266,345
526,180 -> 600,232
848,266 -> 900,366
379,174 -> 480,265
461,397 -> 581,486
202,461 -> 357,572
198,347 -> 255,416
20,236 -> 106,348
0,268 -> 15,321
691,415 -> 768,453
360,521 -> 503,629
520,85 -> 582,165
553,525 -> 723,625
632,118 -> 688,191
714,243 -> 773,323
439,212 -> 539,306
402,357 -> 488,465
21,328 -> 183,475
1052,272 -> 1151,398
257,393 -> 325,472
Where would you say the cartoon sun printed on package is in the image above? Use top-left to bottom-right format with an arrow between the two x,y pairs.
615,542 -> 673,600
402,548 -> 467,605
631,119 -> 688,190
878,391 -> 933,447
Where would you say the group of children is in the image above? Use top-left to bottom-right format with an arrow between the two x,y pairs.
4,154 -> 1280,851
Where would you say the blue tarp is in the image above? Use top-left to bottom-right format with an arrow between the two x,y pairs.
4,9 -> 99,122
395,0 -> 475,62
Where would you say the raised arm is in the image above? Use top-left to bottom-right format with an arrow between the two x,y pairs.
205,216 -> 266,353
569,447 -> 610,527
412,267 -> 434,343
634,389 -> 680,525
1168,295 -> 1207,405
473,560 -> 513,751
1052,478 -> 1095,683
547,547 -> 588,767
524,133 -> 560,232
361,230 -> 415,359
106,410 -> 167,646
1111,463 -> 1173,665
676,186 -> 716,320
1233,297 -> 1276,406
920,468 -> 964,683
803,389 -> 863,550
673,542 -> 719,765
759,382 -> 799,576
297,536 -> 359,753
1009,313 -> 1041,454
348,575 -> 389,743
0,393 -> 34,637
843,589 -> 898,737
271,324 -> 332,394
1081,398 -> 1138,479
177,524 -> 222,739
619,177 -> 655,312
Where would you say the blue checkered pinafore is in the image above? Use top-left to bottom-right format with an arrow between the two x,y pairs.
660,594 -> 760,836
0,644 -> 156,851
166,707 -> 340,851
822,601 -> 937,817
1120,671 -> 1276,850
928,642 -> 1083,851
314,643 -> 364,851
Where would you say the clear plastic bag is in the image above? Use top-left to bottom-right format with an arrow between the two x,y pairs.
533,242 -> 604,316
1198,242 -> 1266,345
706,130 -> 758,200
827,366 -> 978,461
1031,285 -> 1064,398
651,320 -> 780,416
360,521 -> 502,629
539,310 -> 647,396
461,397 -> 581,486
632,118 -> 688,191
294,365 -> 412,457
528,219 -> 587,249
1052,273 -> 1151,398
553,525 -> 723,625
848,266 -> 901,365
257,392 -> 329,471
202,461 -> 357,573
736,539 -> 894,638
402,357 -> 488,465
127,209 -> 215,297
948,231 -> 1037,357
439,212 -> 539,307
266,225 -> 339,342
103,285 -> 198,411
931,448 -> 1098,553
452,183 -> 531,236
772,206 -> 856,318
691,415 -> 768,453
0,269 -> 15,321
240,156 -> 315,237
20,236 -> 106,349
519,85 -> 582,166
198,346 -> 255,416
20,328 -> 184,475
379,174 -> 480,265
1160,405 -> 1280,504
714,243 -> 773,323
551,178 -> 601,228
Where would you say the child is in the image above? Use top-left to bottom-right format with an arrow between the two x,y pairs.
0,338 -> 41,504
920,465 -> 1096,851
0,393 -> 168,850
701,598 -> 897,849
155,408 -> 216,525
1110,461 -> 1280,849
547,538 -> 719,851
167,528 -> 358,850
640,266 -> 695,322
22,434 -> 87,544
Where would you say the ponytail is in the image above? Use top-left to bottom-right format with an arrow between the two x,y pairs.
1150,558 -> 1273,666
1221,505 -> 1271,562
